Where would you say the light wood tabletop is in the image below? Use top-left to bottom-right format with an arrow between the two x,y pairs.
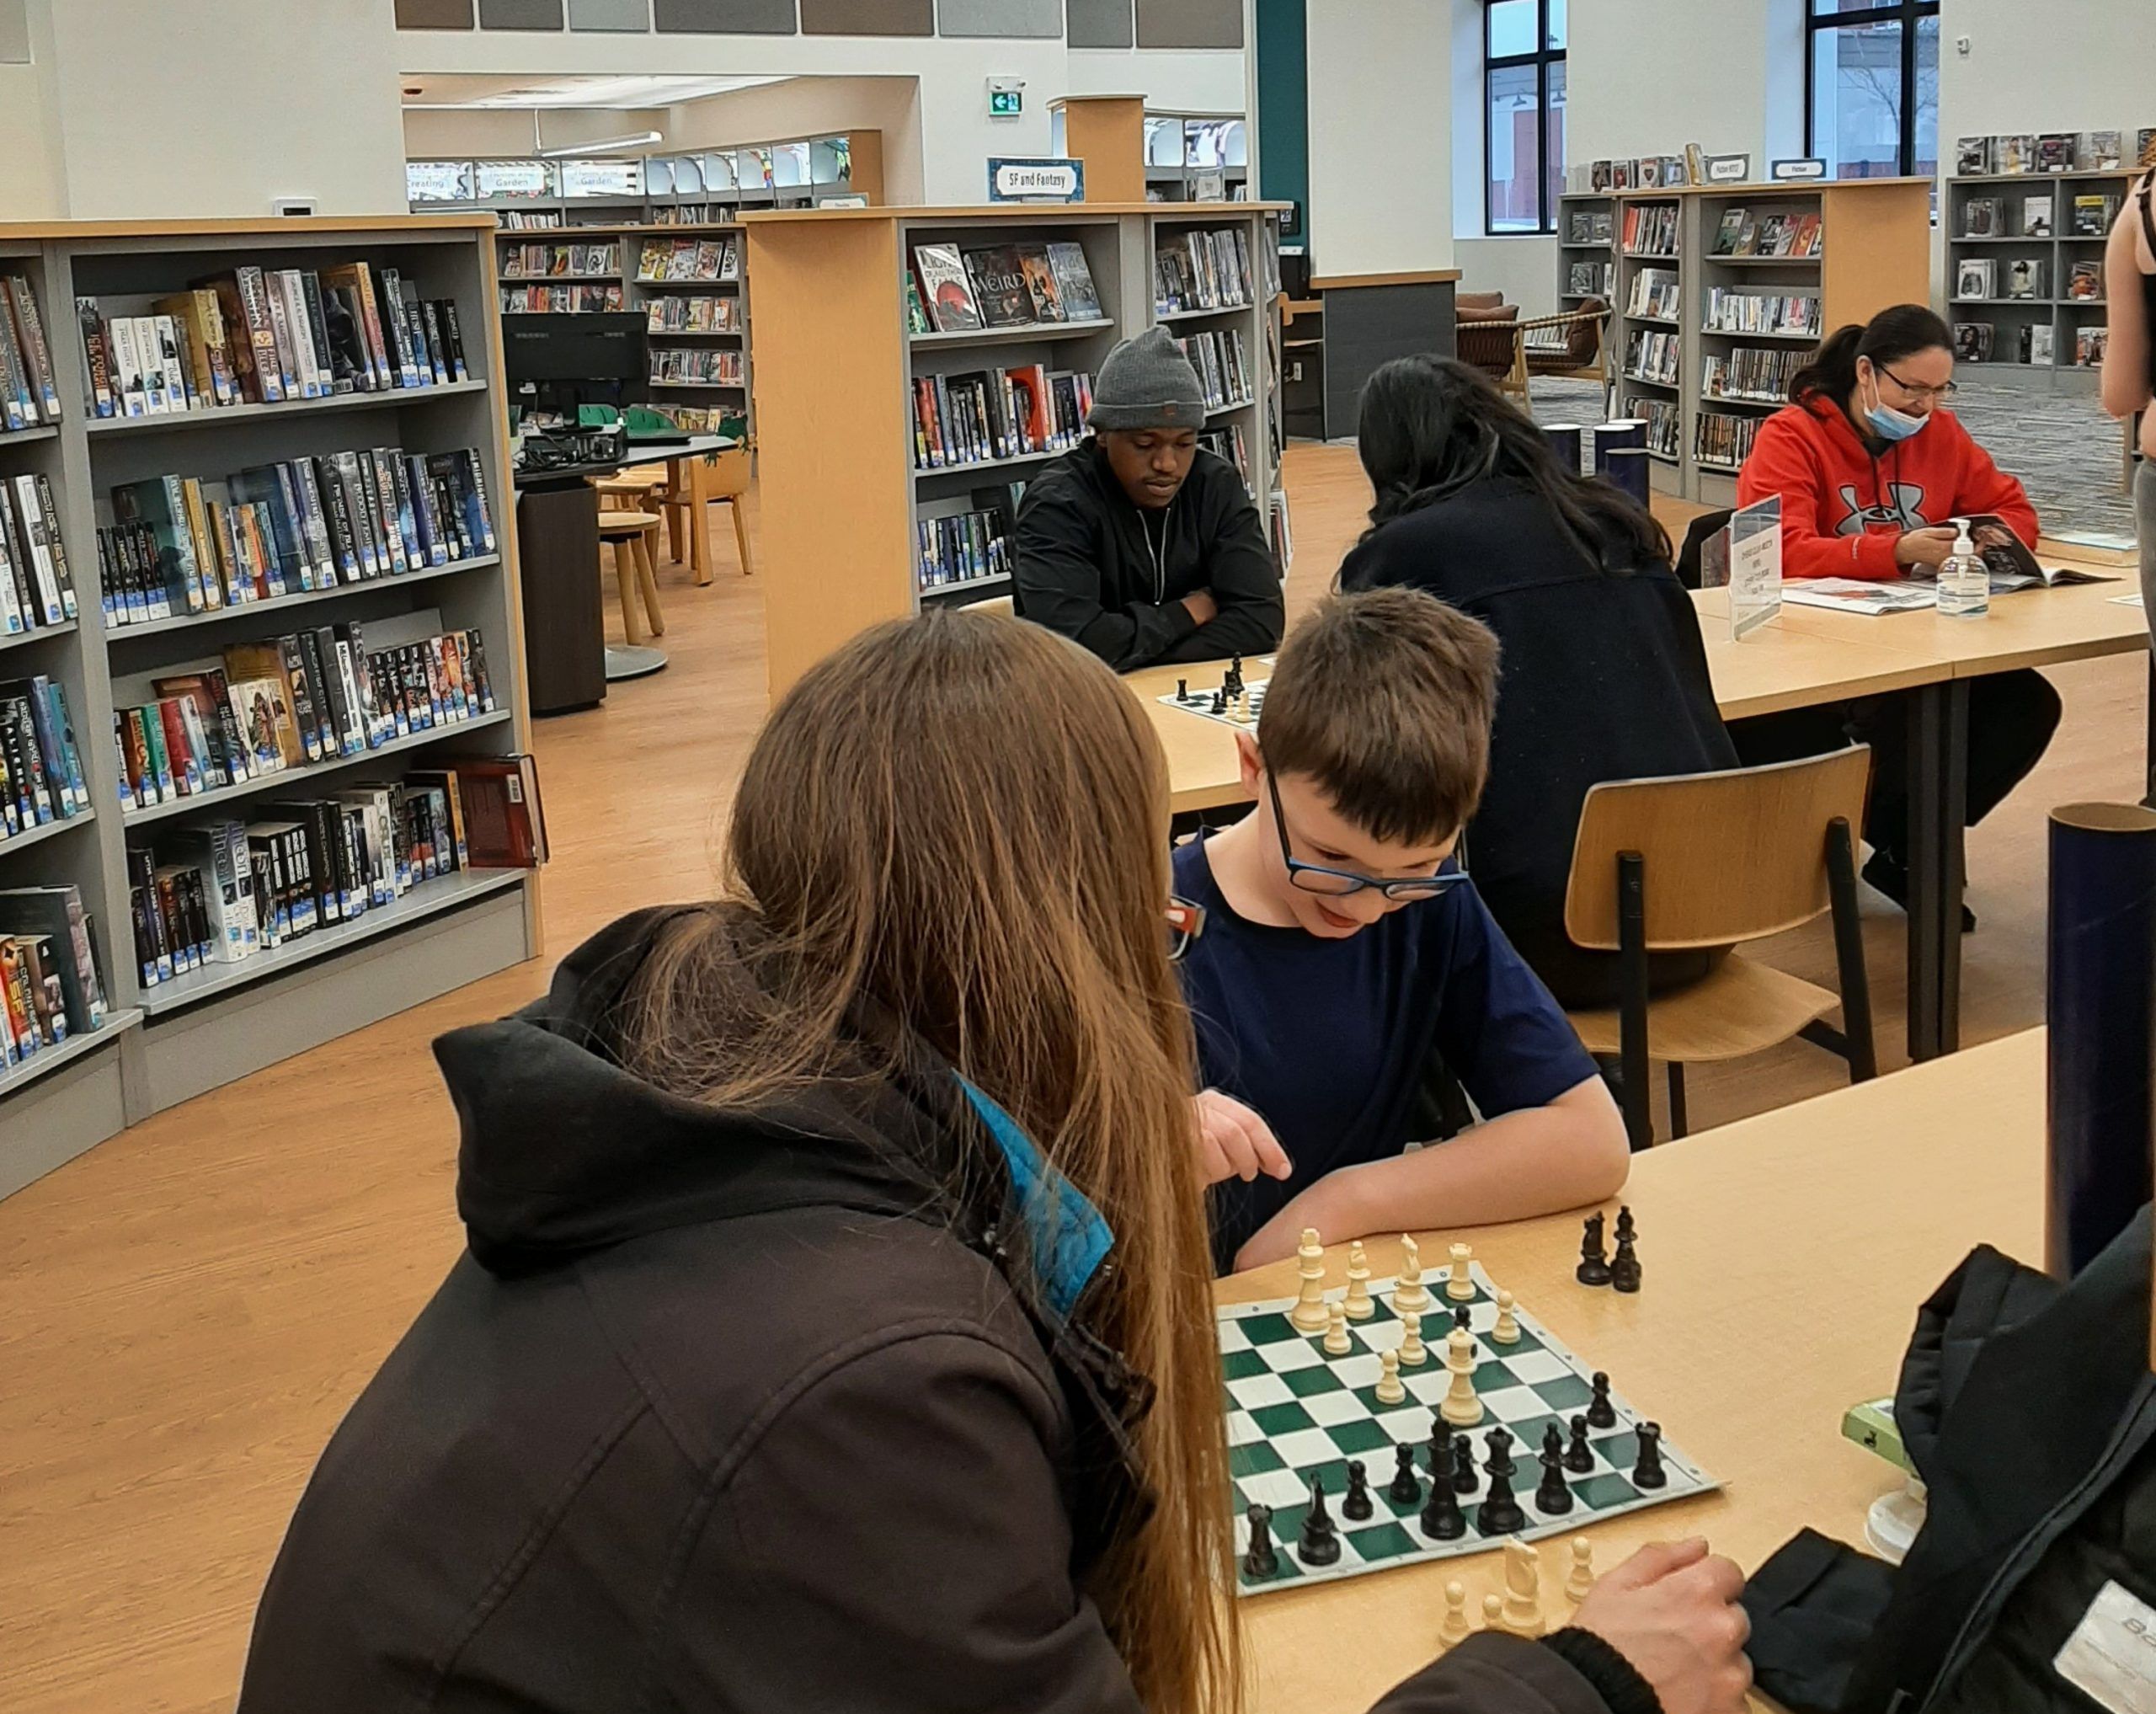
1230,1029 -> 2047,1714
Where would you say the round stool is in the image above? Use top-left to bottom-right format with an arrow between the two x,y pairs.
597,507 -> 668,681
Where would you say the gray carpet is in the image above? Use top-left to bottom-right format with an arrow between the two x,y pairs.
1520,376 -> 2135,539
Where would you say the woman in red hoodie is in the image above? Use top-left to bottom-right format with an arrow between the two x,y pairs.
1734,303 -> 2061,922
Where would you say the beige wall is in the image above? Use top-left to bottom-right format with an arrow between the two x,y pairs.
668,77 -> 926,204
0,61 -> 61,219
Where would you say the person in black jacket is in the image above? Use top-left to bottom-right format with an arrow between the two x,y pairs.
1340,355 -> 1741,1008
1015,324 -> 1285,670
234,610 -> 1749,1714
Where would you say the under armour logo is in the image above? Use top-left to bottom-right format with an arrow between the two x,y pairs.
1833,481 -> 1928,536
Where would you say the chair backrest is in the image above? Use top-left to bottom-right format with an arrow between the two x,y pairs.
960,594 -> 1017,617
1673,506 -> 1735,590
1456,290 -> 1508,313
706,446 -> 752,498
1563,746 -> 1872,950
1567,299 -> 1609,364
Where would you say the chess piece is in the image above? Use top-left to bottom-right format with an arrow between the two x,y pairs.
1502,1538 -> 1547,1637
1420,1438 -> 1467,1540
1299,1475 -> 1342,1565
1375,1347 -> 1406,1405
1439,1326 -> 1483,1426
1389,1441 -> 1422,1507
1446,1241 -> 1476,1300
1482,1594 -> 1505,1633
1576,1211 -> 1613,1286
1566,1537 -> 1596,1605
1210,689 -> 1225,715
1479,1429 -> 1525,1535
1453,1304 -> 1473,1336
1632,1421 -> 1668,1489
1393,1235 -> 1433,1315
1565,1416 -> 1596,1473
1398,1309 -> 1428,1367
1535,1437 -> 1574,1514
1610,1217 -> 1641,1295
1243,1503 -> 1279,1578
1587,1370 -> 1618,1428
1492,1290 -> 1520,1346
1343,1459 -> 1374,1521
1177,677 -> 1189,703
1440,1579 -> 1471,1647
1344,1241 -> 1375,1321
1614,1205 -> 1636,1245
1323,1301 -> 1353,1356
1452,1432 -> 1479,1494
1225,654 -> 1245,698
1290,1227 -> 1330,1333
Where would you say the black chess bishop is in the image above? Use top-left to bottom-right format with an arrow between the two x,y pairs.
1299,1473 -> 1342,1565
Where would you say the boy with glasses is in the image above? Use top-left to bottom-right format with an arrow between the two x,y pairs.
1175,587 -> 1629,1273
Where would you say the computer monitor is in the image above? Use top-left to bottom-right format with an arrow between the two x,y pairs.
501,312 -> 648,417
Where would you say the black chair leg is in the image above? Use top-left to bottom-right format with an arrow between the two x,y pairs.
1617,852 -> 1653,1150
1825,815 -> 1879,1082
1667,1063 -> 1689,1138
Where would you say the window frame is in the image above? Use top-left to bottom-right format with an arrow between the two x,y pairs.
1802,0 -> 1940,180
1483,0 -> 1566,236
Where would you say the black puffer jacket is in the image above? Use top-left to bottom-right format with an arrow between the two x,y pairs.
236,908 -> 1653,1713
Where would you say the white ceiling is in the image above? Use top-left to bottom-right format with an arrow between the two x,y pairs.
400,72 -> 793,110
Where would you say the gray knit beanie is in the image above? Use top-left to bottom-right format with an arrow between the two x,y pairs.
1086,325 -> 1206,432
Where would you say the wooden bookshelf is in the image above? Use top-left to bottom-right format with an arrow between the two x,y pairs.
0,215 -> 539,1195
744,203 -> 1289,697
1566,178 -> 1929,505
1945,168 -> 2134,390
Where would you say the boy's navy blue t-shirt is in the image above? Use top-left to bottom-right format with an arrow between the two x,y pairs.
1172,836 -> 1598,1273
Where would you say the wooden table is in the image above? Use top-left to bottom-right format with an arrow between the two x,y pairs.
1232,1030 -> 2047,1714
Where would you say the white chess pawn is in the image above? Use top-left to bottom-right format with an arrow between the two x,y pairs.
1439,1579 -> 1471,1647
1375,1346 -> 1406,1405
1290,1226 -> 1330,1333
1439,1325 -> 1483,1426
1324,1301 -> 1353,1356
1446,1241 -> 1476,1301
1502,1539 -> 1546,1638
1393,1233 -> 1433,1315
1344,1240 -> 1375,1321
1398,1309 -> 1428,1367
1481,1594 -> 1504,1634
1492,1289 -> 1521,1346
1566,1536 -> 1596,1606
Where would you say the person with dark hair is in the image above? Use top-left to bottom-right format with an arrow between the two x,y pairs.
1337,353 -> 1738,1007
1736,304 -> 2062,920
2100,143 -> 2156,627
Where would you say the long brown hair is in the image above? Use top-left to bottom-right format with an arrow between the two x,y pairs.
627,609 -> 1239,1714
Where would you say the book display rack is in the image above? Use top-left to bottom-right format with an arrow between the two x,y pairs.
1945,167 -> 2137,390
0,216 -> 537,1196
745,203 -> 1288,697
1561,178 -> 1930,505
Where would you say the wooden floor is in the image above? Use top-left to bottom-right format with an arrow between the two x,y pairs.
0,444 -> 2144,1714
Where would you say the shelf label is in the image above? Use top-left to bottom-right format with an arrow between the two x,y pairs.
989,158 -> 1085,205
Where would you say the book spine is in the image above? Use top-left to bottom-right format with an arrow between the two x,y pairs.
74,299 -> 115,419
417,299 -> 449,385
297,271 -> 342,396
11,476 -> 62,625
259,270 -> 306,398
108,315 -> 147,418
438,300 -> 470,382
277,635 -> 323,762
0,499 -> 24,638
0,286 -> 31,429
4,280 -> 58,423
288,459 -> 335,586
40,679 -> 86,812
233,268 -> 286,402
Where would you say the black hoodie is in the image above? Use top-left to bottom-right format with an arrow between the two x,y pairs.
235,910 -> 1651,1714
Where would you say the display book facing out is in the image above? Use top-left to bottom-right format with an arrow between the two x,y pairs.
0,216 -> 541,1199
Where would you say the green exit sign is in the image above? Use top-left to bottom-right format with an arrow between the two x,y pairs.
990,88 -> 1022,118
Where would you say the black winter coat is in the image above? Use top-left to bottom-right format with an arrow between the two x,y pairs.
1014,438 -> 1284,672
236,909 -> 1651,1714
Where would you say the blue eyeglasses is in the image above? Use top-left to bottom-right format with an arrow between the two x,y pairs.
1267,772 -> 1470,901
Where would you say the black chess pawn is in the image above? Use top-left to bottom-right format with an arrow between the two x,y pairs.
1587,1370 -> 1618,1429
1342,1459 -> 1374,1521
1453,1304 -> 1473,1336
1452,1431 -> 1480,1493
1243,1503 -> 1279,1578
1576,1211 -> 1613,1286
1299,1474 -> 1342,1566
1632,1422 -> 1668,1489
1389,1441 -> 1422,1507
1535,1441 -> 1574,1514
1210,689 -> 1226,715
1420,1436 -> 1467,1540
1565,1415 -> 1596,1474
1477,1429 -> 1525,1535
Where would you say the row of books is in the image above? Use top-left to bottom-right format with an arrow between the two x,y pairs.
1956,257 -> 2052,301
1955,131 -> 2141,175
1702,346 -> 1807,403
95,447 -> 496,627
125,757 -> 544,988
114,624 -> 497,816
1566,261 -> 1615,299
1573,149 -> 1710,193
1710,208 -> 1822,259
1620,204 -> 1679,258
79,263 -> 470,419
1702,289 -> 1821,337
650,349 -> 744,386
915,496 -> 1015,592
1565,209 -> 1614,246
1956,323 -> 2110,366
1198,423 -> 1251,489
501,284 -> 625,314
0,274 -> 61,432
647,296 -> 740,334
499,242 -> 620,280
0,884 -> 106,1071
636,238 -> 740,284
910,366 -> 1094,473
1175,327 -> 1253,409
649,206 -> 739,226
1957,191 -> 2117,238
642,403 -> 735,435
907,241 -> 1104,336
1694,411 -> 1761,472
498,211 -> 567,230
1631,397 -> 1681,460
1623,328 -> 1680,387
0,473 -> 80,636
1626,268 -> 1680,320
0,675 -> 87,841
1155,227 -> 1256,315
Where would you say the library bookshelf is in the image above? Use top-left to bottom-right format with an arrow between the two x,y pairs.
1945,167 -> 2135,390
1564,178 -> 1929,505
0,215 -> 538,1196
744,202 -> 1289,697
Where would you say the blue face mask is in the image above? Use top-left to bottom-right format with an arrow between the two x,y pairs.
1862,371 -> 1929,442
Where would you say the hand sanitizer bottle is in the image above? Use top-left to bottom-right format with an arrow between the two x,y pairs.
1936,517 -> 1989,618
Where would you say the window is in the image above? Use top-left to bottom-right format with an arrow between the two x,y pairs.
1485,0 -> 1566,234
1805,0 -> 1939,180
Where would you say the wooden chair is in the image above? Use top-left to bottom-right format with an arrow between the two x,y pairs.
958,593 -> 1016,617
1561,746 -> 1878,1149
597,508 -> 666,646
658,446 -> 755,585
1491,301 -> 1612,404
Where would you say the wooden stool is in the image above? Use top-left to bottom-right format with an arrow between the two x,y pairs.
611,466 -> 684,563
597,508 -> 666,646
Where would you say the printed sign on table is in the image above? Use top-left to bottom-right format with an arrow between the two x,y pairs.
1729,495 -> 1784,640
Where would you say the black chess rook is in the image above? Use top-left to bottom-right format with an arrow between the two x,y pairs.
1632,1422 -> 1667,1489
1243,1503 -> 1278,1578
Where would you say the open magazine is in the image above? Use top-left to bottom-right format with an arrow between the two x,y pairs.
1781,515 -> 2117,615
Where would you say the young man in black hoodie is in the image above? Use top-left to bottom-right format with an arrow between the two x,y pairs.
1014,324 -> 1285,671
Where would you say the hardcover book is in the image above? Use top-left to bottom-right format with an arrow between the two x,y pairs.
912,244 -> 984,334
2021,195 -> 2053,237
1956,136 -> 1993,175
1045,243 -> 1104,321
1015,245 -> 1068,323
963,247 -> 1036,329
